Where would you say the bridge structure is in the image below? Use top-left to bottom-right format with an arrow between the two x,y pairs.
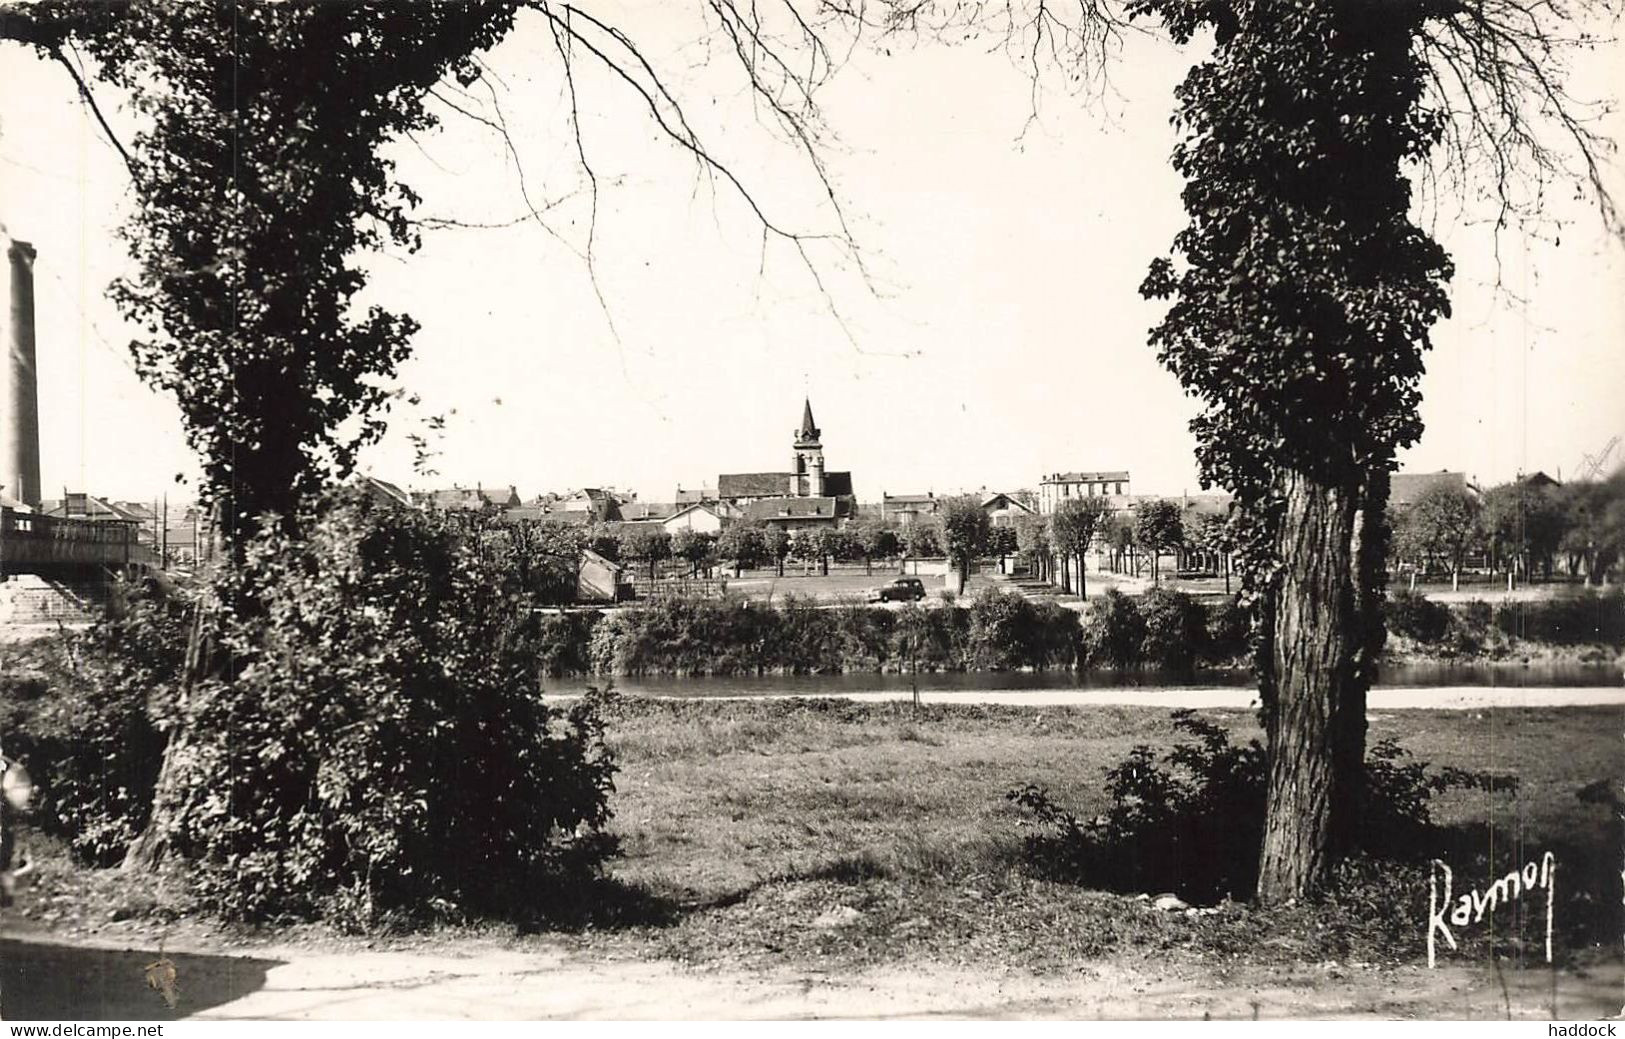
0,506 -> 156,580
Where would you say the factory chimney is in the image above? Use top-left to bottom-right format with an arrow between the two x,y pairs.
1,226 -> 41,509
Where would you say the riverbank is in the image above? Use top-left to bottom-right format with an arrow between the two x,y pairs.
8,698 -> 1620,1020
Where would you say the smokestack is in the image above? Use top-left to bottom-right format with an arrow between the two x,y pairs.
1,228 -> 41,509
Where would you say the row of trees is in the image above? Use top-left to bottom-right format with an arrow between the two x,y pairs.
1393,473 -> 1625,589
568,499 -> 1027,586
1010,497 -> 1231,595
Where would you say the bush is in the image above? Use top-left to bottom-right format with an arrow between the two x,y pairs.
1202,595 -> 1251,664
1493,589 -> 1625,646
151,490 -> 618,928
1010,711 -> 1512,902
967,587 -> 1080,670
1385,588 -> 1451,644
1443,599 -> 1493,655
1081,589 -> 1145,667
1139,588 -> 1206,670
536,611 -> 600,677
0,585 -> 189,866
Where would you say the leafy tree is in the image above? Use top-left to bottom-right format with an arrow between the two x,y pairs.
620,525 -> 672,581
988,524 -> 1019,560
1104,513 -> 1137,576
498,518 -> 586,605
788,529 -> 820,572
903,520 -> 943,560
1132,499 -> 1184,585
939,496 -> 992,593
1482,477 -> 1566,583
764,524 -> 791,578
1556,474 -> 1625,584
671,529 -> 717,577
716,522 -> 769,577
1186,512 -> 1235,593
584,522 -> 623,564
1126,0 -> 1613,900
850,520 -> 901,575
1049,496 -> 1111,597
1014,512 -> 1052,582
1404,485 -> 1482,591
0,3 -> 521,545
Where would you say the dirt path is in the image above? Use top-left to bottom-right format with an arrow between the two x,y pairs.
702,687 -> 1625,709
3,932 -> 1620,1020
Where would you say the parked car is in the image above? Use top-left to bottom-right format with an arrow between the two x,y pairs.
869,576 -> 926,603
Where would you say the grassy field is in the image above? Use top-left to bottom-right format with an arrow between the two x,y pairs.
552,697 -> 1624,974
10,697 -> 1621,981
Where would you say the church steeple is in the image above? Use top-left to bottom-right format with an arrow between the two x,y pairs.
795,397 -> 820,446
791,398 -> 825,496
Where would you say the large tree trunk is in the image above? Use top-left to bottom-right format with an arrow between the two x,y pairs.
1255,469 -> 1381,903
123,599 -> 218,872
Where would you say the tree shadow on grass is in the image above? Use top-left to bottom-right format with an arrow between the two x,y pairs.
0,938 -> 283,1020
517,875 -> 686,933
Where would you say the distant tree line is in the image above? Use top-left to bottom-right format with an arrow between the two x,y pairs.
1391,473 -> 1625,589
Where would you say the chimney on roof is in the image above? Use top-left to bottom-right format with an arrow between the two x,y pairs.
2,229 -> 41,508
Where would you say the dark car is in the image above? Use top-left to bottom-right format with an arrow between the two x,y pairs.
869,576 -> 926,603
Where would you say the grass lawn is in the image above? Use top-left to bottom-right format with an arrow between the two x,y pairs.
9,698 -> 1620,983
571,697 -> 1623,974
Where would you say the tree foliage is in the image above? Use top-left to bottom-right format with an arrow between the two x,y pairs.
2,2 -> 525,544
142,490 -> 617,926
940,495 -> 992,586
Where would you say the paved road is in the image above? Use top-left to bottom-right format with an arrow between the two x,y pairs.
4,933 -> 1619,1020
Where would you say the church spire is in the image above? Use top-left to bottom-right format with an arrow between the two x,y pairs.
797,397 -> 820,443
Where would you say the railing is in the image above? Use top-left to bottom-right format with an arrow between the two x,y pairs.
0,506 -> 148,572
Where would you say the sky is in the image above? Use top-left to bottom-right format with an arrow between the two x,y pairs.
1,3 -> 1622,508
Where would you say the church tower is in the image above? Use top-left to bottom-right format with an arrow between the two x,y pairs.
791,398 -> 824,497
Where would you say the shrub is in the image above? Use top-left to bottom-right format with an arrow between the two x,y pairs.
890,602 -> 965,672
1443,599 -> 1494,655
152,490 -> 618,928
1138,587 -> 1206,670
0,585 -> 189,866
1385,588 -> 1451,644
1010,711 -> 1512,902
1202,595 -> 1251,664
536,611 -> 600,677
1493,589 -> 1625,646
1081,589 -> 1145,667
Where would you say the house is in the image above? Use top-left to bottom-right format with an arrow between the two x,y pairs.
981,492 -> 1035,528
881,493 -> 938,526
1038,470 -> 1131,514
414,484 -> 521,511
557,488 -> 625,522
742,495 -> 847,532
675,486 -> 718,505
717,399 -> 856,511
357,475 -> 414,508
1389,471 -> 1478,509
618,501 -> 678,523
662,501 -> 731,534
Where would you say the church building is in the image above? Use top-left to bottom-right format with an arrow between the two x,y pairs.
717,400 -> 856,529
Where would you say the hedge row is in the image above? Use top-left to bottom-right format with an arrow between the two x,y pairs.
529,587 -> 1252,676
1385,587 -> 1625,651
